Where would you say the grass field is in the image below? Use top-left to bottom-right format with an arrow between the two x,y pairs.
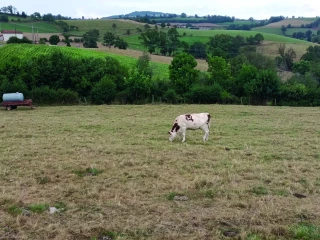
253,27 -> 319,36
0,21 -> 61,33
0,105 -> 320,239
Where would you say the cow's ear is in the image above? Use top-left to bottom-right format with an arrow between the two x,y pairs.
168,131 -> 171,135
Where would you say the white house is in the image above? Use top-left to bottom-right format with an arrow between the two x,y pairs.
1,30 -> 23,41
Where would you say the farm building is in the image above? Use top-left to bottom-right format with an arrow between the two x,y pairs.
0,30 -> 23,41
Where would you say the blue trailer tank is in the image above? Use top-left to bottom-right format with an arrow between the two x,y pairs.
2,92 -> 24,102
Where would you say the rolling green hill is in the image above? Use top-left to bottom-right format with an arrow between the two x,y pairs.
0,21 -> 61,33
0,44 -> 170,79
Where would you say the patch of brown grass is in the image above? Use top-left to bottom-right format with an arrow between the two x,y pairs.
0,105 -> 319,239
262,19 -> 315,28
257,41 -> 313,61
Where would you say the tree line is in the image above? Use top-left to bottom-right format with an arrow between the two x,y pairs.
1,34 -> 319,106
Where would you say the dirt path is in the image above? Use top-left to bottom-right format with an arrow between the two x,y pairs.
23,33 -> 209,71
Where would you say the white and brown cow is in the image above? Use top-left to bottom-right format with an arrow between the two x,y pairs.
168,113 -> 211,142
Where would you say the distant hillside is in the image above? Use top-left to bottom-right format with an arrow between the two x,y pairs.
103,11 -> 173,19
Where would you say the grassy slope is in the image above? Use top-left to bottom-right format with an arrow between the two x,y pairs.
0,105 -> 319,239
0,44 -> 170,79
253,27 -> 319,36
0,21 -> 61,33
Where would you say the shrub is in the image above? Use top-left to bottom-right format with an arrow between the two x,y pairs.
90,76 -> 117,104
30,87 -> 78,105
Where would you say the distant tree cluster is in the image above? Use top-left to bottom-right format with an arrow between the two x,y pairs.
268,16 -> 285,24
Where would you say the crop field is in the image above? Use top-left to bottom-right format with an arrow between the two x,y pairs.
260,19 -> 317,28
0,21 -> 61,33
253,27 -> 319,36
0,44 -> 170,80
65,19 -> 146,37
0,104 -> 319,240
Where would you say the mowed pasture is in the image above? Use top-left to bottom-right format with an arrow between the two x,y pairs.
0,105 -> 320,240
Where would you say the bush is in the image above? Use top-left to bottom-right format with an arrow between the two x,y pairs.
30,87 -> 78,105
90,76 -> 117,104
163,88 -> 180,103
186,83 -> 224,104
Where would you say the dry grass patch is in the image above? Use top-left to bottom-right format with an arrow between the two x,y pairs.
262,19 -> 315,28
0,105 -> 319,239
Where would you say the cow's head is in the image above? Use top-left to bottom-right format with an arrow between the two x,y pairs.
168,123 -> 180,141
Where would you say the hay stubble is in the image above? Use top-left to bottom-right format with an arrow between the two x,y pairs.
0,105 -> 319,239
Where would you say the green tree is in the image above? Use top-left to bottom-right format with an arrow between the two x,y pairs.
244,69 -> 280,105
0,14 -> 8,22
207,56 -> 233,91
49,35 -> 60,45
233,64 -> 258,97
139,29 -> 159,54
91,76 -> 117,104
277,43 -> 296,70
189,42 -> 207,59
254,33 -> 264,44
167,28 -> 180,55
103,31 -> 116,48
63,33 -> 71,47
160,22 -> 166,29
293,60 -> 311,75
136,51 -> 152,77
207,34 -> 241,59
180,13 -> 187,18
124,68 -> 153,103
281,25 -> 287,35
114,37 -> 128,49
83,29 -> 99,48
169,53 -> 199,95
301,45 -> 320,62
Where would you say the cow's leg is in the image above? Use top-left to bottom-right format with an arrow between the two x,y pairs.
181,128 -> 186,142
201,125 -> 210,141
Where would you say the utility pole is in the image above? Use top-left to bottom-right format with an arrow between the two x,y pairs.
32,23 -> 34,43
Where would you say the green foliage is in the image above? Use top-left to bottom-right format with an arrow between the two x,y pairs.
49,35 -> 60,45
28,204 -> 49,213
277,43 -> 297,70
103,31 -> 116,47
30,87 -> 79,105
83,29 -> 99,48
289,223 -> 320,240
301,45 -> 320,62
244,69 -> 280,105
166,192 -> 177,201
163,88 -> 180,103
189,41 -> 207,59
169,53 -> 199,95
74,167 -> 103,177
0,78 -> 28,96
114,37 -> 128,49
136,51 -> 153,77
186,83 -> 224,104
234,64 -> 258,97
251,186 -> 268,195
293,60 -> 311,75
207,56 -> 233,91
124,68 -> 154,103
7,205 -> 23,215
90,76 -> 117,104
207,34 -> 242,59
7,36 -> 32,44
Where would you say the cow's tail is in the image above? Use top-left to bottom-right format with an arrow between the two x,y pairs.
207,114 -> 211,129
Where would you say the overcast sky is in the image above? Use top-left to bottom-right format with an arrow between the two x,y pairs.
1,0 -> 319,20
